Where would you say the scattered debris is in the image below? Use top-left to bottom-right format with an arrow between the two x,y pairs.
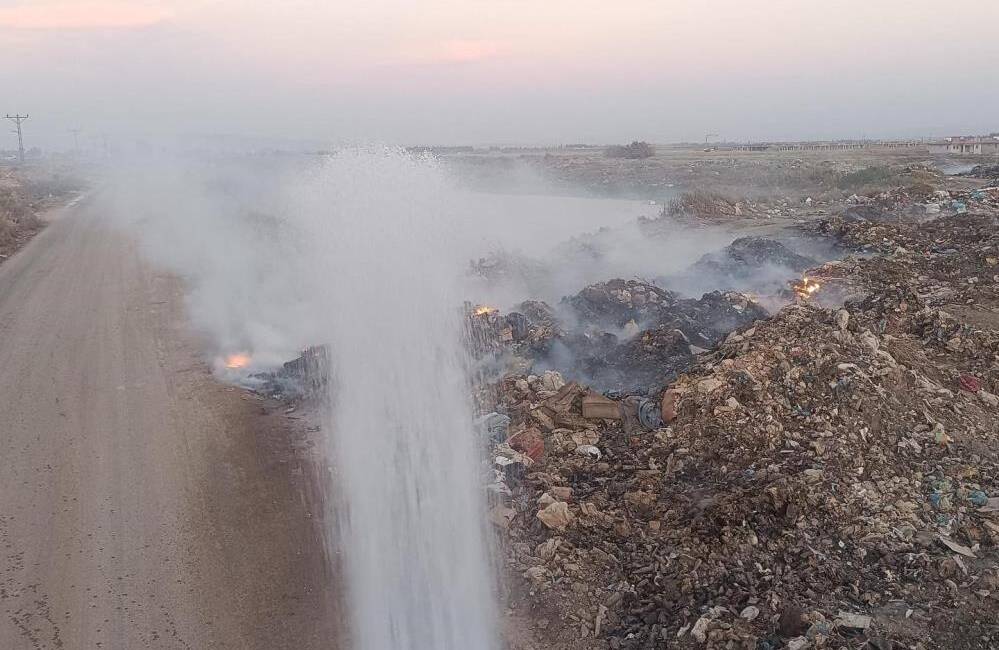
486,205 -> 999,649
835,611 -> 873,630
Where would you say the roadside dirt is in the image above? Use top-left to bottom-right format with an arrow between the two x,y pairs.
0,199 -> 338,649
0,165 -> 81,264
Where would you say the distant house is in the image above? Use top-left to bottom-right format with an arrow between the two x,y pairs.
928,135 -> 999,155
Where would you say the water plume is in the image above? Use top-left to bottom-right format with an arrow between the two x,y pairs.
298,148 -> 498,650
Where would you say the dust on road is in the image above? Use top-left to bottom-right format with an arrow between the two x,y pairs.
0,200 -> 337,649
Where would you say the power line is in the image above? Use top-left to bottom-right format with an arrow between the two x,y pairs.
5,114 -> 29,163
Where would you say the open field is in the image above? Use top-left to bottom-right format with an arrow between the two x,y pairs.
446,144 -> 990,202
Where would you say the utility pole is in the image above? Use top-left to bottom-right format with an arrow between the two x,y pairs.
5,114 -> 28,163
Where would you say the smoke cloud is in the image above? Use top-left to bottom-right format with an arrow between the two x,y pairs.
97,149 -> 825,379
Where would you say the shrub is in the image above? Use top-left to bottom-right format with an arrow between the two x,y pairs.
836,166 -> 893,190
605,141 -> 654,159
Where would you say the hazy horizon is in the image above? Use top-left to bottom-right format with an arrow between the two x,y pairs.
2,0 -> 997,152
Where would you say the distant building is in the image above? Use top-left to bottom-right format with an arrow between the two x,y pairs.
732,140 -> 921,153
928,135 -> 999,155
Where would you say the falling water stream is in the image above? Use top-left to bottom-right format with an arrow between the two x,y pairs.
308,149 -> 498,649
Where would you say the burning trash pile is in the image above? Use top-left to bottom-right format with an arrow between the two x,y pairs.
467,301 -> 562,358
224,352 -> 252,370
463,229 -> 843,396
487,208 -> 999,649
468,279 -> 767,394
791,275 -> 821,299
235,345 -> 331,401
561,282 -> 766,392
960,164 -> 999,181
682,236 -> 821,295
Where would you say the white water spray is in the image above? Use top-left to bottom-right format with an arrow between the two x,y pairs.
302,149 -> 497,649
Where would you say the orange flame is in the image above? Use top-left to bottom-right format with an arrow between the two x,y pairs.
793,276 -> 821,299
473,305 -> 496,316
225,353 -> 251,369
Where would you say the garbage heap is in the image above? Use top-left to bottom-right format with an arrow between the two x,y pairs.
488,210 -> 999,649
691,237 -> 818,279
468,281 -> 766,394
833,186 -> 999,224
961,165 -> 999,182
250,345 -> 331,400
679,237 -> 822,295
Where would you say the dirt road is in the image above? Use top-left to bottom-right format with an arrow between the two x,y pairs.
0,199 -> 337,649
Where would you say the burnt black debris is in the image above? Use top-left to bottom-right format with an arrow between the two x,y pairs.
557,290 -> 765,393
562,279 -> 681,330
961,163 -> 999,180
685,236 -> 819,293
251,345 -> 330,400
468,278 -> 766,394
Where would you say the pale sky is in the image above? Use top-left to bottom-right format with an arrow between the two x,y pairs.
1,0 -> 997,150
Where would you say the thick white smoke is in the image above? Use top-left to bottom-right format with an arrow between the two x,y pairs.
98,152 -> 744,372
99,156 -> 321,371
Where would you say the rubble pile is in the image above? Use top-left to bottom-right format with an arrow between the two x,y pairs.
835,189 -> 928,222
808,209 -> 999,262
540,281 -> 767,392
564,279 -> 683,329
464,277 -> 768,393
694,237 -> 818,276
465,301 -> 564,373
832,185 -> 999,224
958,187 -> 999,212
687,237 -> 819,293
490,210 -> 999,649
961,164 -> 999,181
251,345 -> 331,400
561,280 -> 766,349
